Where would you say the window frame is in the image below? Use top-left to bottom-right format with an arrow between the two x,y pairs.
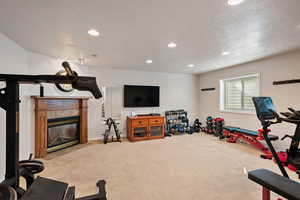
219,73 -> 260,115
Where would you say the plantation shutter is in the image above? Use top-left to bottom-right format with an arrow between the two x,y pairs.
243,76 -> 259,110
225,79 -> 242,110
223,75 -> 259,111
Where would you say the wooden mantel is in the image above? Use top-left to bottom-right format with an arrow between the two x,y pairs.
32,96 -> 90,158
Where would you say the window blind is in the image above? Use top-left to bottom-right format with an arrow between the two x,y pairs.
243,76 -> 259,110
223,75 -> 259,111
225,79 -> 242,110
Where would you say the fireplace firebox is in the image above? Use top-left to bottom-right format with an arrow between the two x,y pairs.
47,116 -> 80,153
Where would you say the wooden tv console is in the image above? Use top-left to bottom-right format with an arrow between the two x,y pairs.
127,116 -> 165,142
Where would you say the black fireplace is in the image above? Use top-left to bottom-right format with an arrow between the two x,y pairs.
47,116 -> 80,153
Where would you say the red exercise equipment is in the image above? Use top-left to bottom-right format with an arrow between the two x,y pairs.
223,126 -> 278,159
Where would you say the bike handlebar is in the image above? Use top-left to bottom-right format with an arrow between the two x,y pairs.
288,107 -> 300,118
280,117 -> 300,124
269,108 -> 300,124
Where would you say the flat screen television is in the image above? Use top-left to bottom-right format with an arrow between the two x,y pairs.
124,85 -> 160,107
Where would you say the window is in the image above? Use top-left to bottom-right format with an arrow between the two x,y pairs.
220,74 -> 259,113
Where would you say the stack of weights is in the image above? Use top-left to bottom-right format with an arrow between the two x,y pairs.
213,118 -> 225,139
192,119 -> 202,132
205,116 -> 214,134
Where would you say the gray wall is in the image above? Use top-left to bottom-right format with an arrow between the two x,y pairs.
198,50 -> 300,149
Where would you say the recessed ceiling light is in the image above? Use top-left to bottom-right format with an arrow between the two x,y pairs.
168,42 -> 177,48
228,0 -> 244,6
146,59 -> 153,64
188,64 -> 195,68
88,29 -> 100,37
222,51 -> 231,55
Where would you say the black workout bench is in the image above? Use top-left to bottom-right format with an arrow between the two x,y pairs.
248,169 -> 300,200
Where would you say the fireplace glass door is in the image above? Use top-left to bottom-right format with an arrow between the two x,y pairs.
47,116 -> 80,152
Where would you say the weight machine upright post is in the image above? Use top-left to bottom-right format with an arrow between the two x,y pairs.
5,80 -> 20,188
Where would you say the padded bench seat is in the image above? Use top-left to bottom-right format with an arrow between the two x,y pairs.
248,169 -> 300,200
20,176 -> 68,200
223,126 -> 279,141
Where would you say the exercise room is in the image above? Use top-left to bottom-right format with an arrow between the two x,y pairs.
1,0 -> 300,200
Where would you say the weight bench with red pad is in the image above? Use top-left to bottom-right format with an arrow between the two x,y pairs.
223,126 -> 279,158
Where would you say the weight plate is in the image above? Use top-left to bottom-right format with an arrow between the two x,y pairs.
19,160 -> 45,174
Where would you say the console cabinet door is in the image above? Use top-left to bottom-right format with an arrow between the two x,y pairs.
149,125 -> 164,137
133,126 -> 148,139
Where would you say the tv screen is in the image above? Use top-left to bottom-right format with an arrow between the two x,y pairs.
124,85 -> 160,107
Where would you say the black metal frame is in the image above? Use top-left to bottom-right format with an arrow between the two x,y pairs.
0,71 -> 106,199
260,121 -> 289,178
1,80 -> 21,190
165,110 -> 189,135
286,124 -> 300,161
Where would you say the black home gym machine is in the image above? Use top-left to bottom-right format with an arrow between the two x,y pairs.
248,97 -> 300,200
0,62 -> 107,200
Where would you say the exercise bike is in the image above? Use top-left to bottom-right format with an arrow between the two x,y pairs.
0,62 -> 107,200
253,97 -> 300,175
247,97 -> 300,200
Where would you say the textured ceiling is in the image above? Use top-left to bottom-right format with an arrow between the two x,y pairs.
0,0 -> 300,74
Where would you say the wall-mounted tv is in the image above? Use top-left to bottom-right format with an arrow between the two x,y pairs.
124,85 -> 160,108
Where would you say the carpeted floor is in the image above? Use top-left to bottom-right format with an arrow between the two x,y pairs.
40,134 -> 297,200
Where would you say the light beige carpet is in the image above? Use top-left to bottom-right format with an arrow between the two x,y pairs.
40,134 -> 298,200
